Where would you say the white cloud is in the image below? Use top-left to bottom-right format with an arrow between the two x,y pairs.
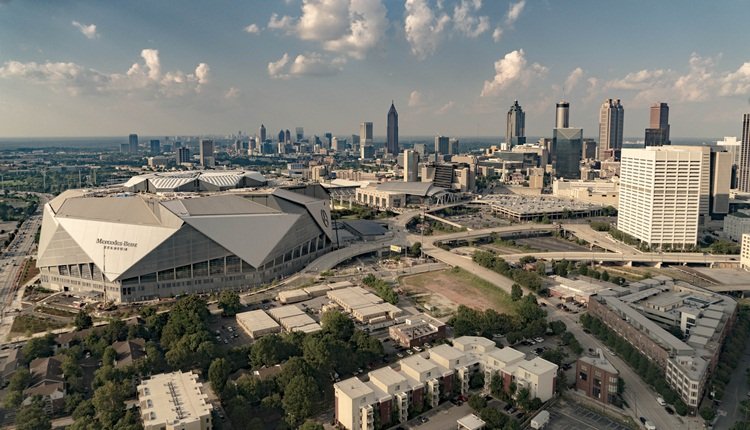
0,49 -> 210,97
408,90 -> 425,107
268,0 -> 387,60
267,52 -> 342,79
267,53 -> 291,79
492,26 -> 503,43
480,49 -> 546,97
453,0 -> 489,38
404,0 -> 451,59
721,61 -> 750,96
564,67 -> 584,92
224,87 -> 240,99
672,53 -> 714,101
435,100 -> 455,114
72,21 -> 98,39
243,24 -> 261,34
605,69 -> 669,90
506,0 -> 525,26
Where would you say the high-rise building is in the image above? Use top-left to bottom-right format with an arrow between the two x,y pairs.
176,147 -> 191,164
413,143 -> 427,157
128,134 -> 139,153
387,102 -> 399,155
360,122 -> 373,145
598,99 -> 624,160
618,146 -> 710,249
403,149 -> 418,182
506,100 -> 526,147
149,139 -> 161,155
710,150 -> 732,216
644,102 -> 670,146
285,129 -> 291,144
350,134 -> 360,152
295,127 -> 304,142
739,114 -> 750,192
324,132 -> 333,149
434,136 -> 449,155
555,101 -> 570,129
449,138 -> 459,155
552,128 -> 583,179
360,144 -> 375,160
199,139 -> 214,167
259,124 -> 266,142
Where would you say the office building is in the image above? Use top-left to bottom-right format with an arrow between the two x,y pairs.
506,100 -> 526,147
351,134 -> 360,151
360,122 -> 373,145
176,147 -> 191,164
576,350 -> 619,405
199,139 -> 214,167
120,143 -> 130,154
644,102 -> 670,146
388,313 -> 446,348
295,127 -> 304,142
285,129 -> 292,144
449,138 -> 460,155
360,144 -> 375,160
434,135 -> 449,155
598,99 -> 624,160
128,134 -> 139,153
138,371 -> 212,430
710,151 -> 732,216
552,128 -> 583,179
741,234 -> 750,270
740,114 -> 750,192
149,139 -> 160,155
259,124 -> 266,142
334,336 -> 557,430
324,132 -> 333,149
555,101 -> 569,128
37,183 -> 335,303
618,146 -> 710,249
332,137 -> 347,152
403,150 -> 418,182
387,102 -> 399,155
413,143 -> 427,157
724,210 -> 750,242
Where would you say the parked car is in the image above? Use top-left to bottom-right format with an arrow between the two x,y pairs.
656,397 -> 666,406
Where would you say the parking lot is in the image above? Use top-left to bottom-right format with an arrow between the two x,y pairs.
547,401 -> 631,430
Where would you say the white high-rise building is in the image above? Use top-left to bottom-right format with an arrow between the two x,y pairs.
403,150 -> 418,182
618,146 -> 710,249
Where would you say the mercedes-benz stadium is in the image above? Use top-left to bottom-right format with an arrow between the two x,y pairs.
37,177 -> 335,303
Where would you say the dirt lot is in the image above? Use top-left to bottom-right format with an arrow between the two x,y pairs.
399,268 -> 513,315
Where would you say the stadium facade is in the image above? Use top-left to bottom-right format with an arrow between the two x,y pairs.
37,179 -> 335,303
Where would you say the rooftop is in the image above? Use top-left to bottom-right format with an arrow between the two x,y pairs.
138,371 -> 212,427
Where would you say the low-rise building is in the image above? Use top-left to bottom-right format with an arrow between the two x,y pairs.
742,234 -> 750,270
236,309 -> 282,339
576,349 -> 619,405
138,371 -> 213,430
112,338 -> 146,368
334,336 -> 557,430
723,210 -> 750,242
552,178 -> 619,208
457,414 -> 486,430
389,314 -> 446,348
23,356 -> 66,414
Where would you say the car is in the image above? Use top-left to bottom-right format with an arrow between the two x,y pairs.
413,346 -> 422,352
644,422 -> 656,430
503,403 -> 513,411
407,350 -> 414,355
534,337 -> 544,343
396,353 -> 404,358
419,416 -> 429,423
664,406 -> 674,415
656,396 -> 666,406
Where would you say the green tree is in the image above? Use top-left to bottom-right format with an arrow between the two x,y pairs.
321,310 -> 354,341
74,310 -> 93,330
408,242 -> 422,258
700,406 -> 717,421
282,375 -> 317,427
490,373 -> 504,397
208,358 -> 230,394
3,390 -> 23,409
468,394 -> 487,411
21,334 -> 55,365
299,421 -> 325,430
15,397 -> 52,430
7,367 -> 31,392
516,387 -> 531,410
92,381 -> 127,428
511,284 -> 523,301
218,290 -> 242,316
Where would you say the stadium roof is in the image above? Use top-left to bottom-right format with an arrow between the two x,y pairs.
122,170 -> 267,192
372,181 -> 446,197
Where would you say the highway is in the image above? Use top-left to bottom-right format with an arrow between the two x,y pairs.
499,250 -> 738,265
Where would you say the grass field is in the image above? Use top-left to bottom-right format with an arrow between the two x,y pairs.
400,267 -> 515,314
10,314 -> 68,337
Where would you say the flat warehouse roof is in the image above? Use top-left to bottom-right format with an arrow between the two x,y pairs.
236,310 -> 280,332
268,305 -> 305,320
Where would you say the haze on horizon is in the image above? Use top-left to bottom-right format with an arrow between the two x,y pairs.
1,0 -> 749,139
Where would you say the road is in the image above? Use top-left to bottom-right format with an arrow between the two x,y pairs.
498,250 -> 738,265
560,223 -> 643,254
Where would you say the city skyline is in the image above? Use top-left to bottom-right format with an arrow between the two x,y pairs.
1,1 -> 750,138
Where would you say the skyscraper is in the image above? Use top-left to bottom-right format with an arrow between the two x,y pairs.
259,124 -> 266,142
285,129 -> 291,144
506,100 -> 526,147
555,101 -> 570,129
598,99 -> 624,160
434,136 -> 449,155
449,138 -> 460,155
387,102 -> 399,155
199,139 -> 214,167
403,149 -> 418,182
552,128 -> 583,179
128,134 -> 139,153
278,130 -> 285,143
740,114 -> 750,192
176,147 -> 191,164
360,122 -> 373,145
150,139 -> 161,155
295,127 -> 304,142
644,102 -> 670,146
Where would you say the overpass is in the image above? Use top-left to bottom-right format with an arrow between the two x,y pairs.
499,251 -> 739,266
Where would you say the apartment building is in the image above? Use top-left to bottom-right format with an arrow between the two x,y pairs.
138,371 -> 213,430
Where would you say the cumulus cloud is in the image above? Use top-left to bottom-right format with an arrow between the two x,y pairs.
267,52 -> 343,79
408,90 -> 426,107
453,0 -> 489,38
506,0 -> 525,26
435,100 -> 455,114
480,49 -> 546,97
243,24 -> 260,34
606,69 -> 669,90
72,21 -> 98,39
492,26 -> 503,43
564,67 -> 584,92
0,49 -> 210,97
224,87 -> 240,99
268,0 -> 387,60
721,61 -> 750,96
404,0 -> 451,59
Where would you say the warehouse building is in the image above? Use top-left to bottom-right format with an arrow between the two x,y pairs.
37,185 -> 335,303
236,310 -> 282,339
327,287 -> 404,323
268,305 -> 321,333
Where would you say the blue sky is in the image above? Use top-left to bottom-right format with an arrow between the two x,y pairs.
1,0 -> 749,139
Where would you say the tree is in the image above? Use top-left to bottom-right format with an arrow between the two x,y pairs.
282,375 -> 317,427
468,394 -> 487,411
469,372 -> 485,389
92,381 -> 127,428
321,310 -> 354,341
408,242 -> 422,258
511,284 -> 523,301
516,387 -> 531,410
700,406 -> 717,421
74,310 -> 93,330
21,334 -> 55,365
299,421 -> 325,430
490,373 -> 504,397
601,270 -> 610,282
15,398 -> 51,430
218,290 -> 241,316
208,358 -> 230,394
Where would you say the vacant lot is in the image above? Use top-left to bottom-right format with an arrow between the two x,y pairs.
400,268 -> 514,314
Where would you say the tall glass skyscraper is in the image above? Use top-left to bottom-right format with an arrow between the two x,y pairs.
598,98 -> 624,160
552,128 -> 583,179
387,102 -> 399,155
739,113 -> 750,192
644,102 -> 670,146
506,100 -> 526,147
